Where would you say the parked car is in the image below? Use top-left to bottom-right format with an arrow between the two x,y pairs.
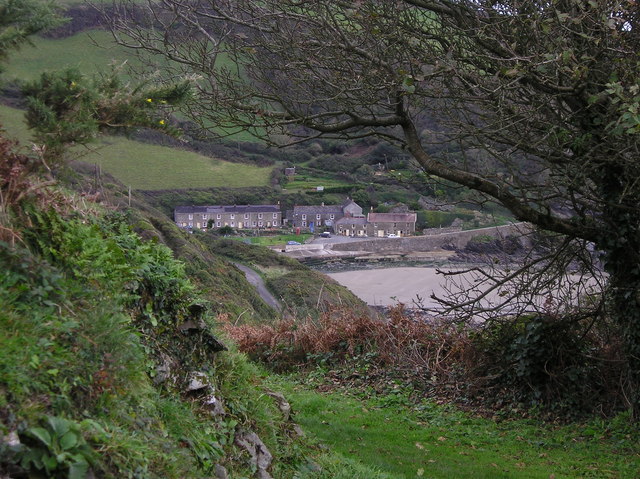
320,232 -> 331,238
387,234 -> 398,238
287,240 -> 301,245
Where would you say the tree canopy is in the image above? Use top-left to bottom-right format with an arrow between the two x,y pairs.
0,0 -> 61,69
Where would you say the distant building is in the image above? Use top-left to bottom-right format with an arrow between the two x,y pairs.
174,205 -> 282,231
335,216 -> 368,237
286,199 -> 417,237
366,212 -> 417,237
288,199 -> 363,230
284,167 -> 296,177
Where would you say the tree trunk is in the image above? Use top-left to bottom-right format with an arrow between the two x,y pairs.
599,168 -> 640,419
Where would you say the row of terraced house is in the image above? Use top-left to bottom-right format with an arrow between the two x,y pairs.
174,199 -> 417,237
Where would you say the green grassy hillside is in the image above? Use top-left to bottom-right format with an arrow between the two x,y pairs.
0,104 -> 274,190
5,30 -> 136,83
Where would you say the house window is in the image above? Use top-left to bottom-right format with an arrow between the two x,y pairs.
329,214 -> 335,220
217,214 -> 221,219
188,214 -> 193,220
273,221 -> 278,227
258,213 -> 263,219
230,214 -> 235,219
231,222 -> 235,227
181,222 -> 187,227
316,214 -> 321,220
216,222 -> 221,227
273,213 -> 277,219
244,213 -> 249,219
258,221 -> 263,227
202,214 -> 208,220
253,222 -> 257,227
302,221 -> 307,227
302,214 -> 307,220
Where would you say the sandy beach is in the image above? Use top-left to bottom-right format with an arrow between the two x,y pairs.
327,266 -> 464,307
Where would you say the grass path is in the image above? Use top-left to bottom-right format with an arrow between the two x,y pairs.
271,378 -> 639,479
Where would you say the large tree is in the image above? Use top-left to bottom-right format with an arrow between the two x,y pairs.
108,0 -> 640,411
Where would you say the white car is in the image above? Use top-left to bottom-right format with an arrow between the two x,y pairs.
387,234 -> 398,238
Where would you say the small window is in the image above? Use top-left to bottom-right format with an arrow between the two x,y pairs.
302,214 -> 307,220
244,213 -> 249,219
316,214 -> 321,220
188,214 -> 193,220
258,213 -> 263,219
273,213 -> 277,219
217,214 -> 221,219
329,214 -> 335,220
230,214 -> 235,219
258,221 -> 263,227
273,221 -> 278,227
216,222 -> 221,227
302,221 -> 307,227
202,214 -> 208,220
253,222 -> 257,227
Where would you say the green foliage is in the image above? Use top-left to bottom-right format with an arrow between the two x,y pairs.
0,0 -> 62,68
21,67 -> 191,164
216,225 -> 235,235
13,416 -> 95,479
472,315 -> 621,415
266,270 -> 368,318
275,377 -> 640,479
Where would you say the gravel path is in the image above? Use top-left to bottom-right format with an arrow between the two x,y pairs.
233,263 -> 282,312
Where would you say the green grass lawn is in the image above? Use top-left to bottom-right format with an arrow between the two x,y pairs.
284,176 -> 354,192
272,378 -> 640,479
78,136 -> 273,190
234,233 -> 313,247
0,104 -> 31,145
0,104 -> 273,190
5,30 -> 140,83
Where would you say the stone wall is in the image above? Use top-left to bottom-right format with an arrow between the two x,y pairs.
328,223 -> 531,254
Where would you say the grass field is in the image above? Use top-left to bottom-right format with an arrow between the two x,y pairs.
230,233 -> 312,247
77,137 -> 274,190
284,176 -> 354,192
273,378 -> 640,479
0,104 -> 31,145
0,104 -> 273,190
5,30 -> 140,83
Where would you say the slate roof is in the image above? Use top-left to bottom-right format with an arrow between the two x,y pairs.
174,205 -> 210,214
335,216 -> 368,225
368,212 -> 417,223
291,205 -> 344,215
175,205 -> 280,214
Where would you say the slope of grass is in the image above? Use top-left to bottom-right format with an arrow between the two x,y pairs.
274,378 -> 640,479
0,104 -> 273,189
5,30 -> 138,82
83,136 -> 273,189
0,104 -> 31,144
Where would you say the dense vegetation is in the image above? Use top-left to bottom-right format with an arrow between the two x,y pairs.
1,2 -> 639,478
